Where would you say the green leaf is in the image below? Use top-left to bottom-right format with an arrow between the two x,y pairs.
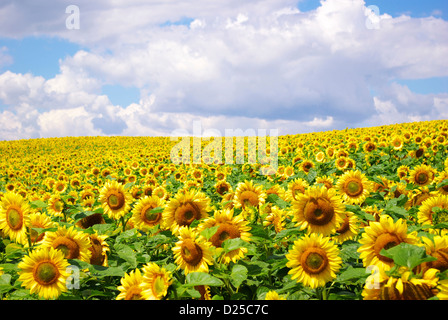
380,243 -> 436,270
200,225 -> 219,240
185,272 -> 224,287
114,243 -> 137,268
29,200 -> 48,208
230,264 -> 248,289
222,238 -> 248,253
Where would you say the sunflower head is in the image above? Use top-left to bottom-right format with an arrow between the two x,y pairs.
286,233 -> 342,289
99,180 -> 133,220
292,186 -> 345,236
336,170 -> 372,205
18,247 -> 70,299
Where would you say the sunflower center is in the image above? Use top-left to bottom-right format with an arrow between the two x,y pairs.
210,223 -> 241,248
336,216 -> 350,234
373,233 -> 401,263
107,191 -> 125,210
6,207 -> 23,230
181,239 -> 203,266
345,180 -> 363,197
433,209 -> 448,225
175,202 -> 200,227
416,172 -> 429,185
53,200 -> 63,212
303,197 -> 334,226
240,191 -> 259,208
141,205 -> 160,224
52,237 -> 81,259
153,276 -> 167,297
125,285 -> 143,300
300,248 -> 329,274
33,261 -> 60,285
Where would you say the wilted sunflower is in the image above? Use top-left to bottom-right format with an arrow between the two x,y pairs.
130,195 -> 165,232
197,208 -> 251,264
292,185 -> 345,236
0,192 -> 31,245
18,247 -> 70,300
163,189 -> 210,234
41,225 -> 92,262
417,194 -> 448,227
358,215 -> 419,272
98,180 -> 133,220
233,180 -> 266,210
362,268 -> 439,300
172,226 -> 213,274
141,262 -> 173,300
116,268 -> 148,300
336,170 -> 372,205
409,164 -> 435,187
286,233 -> 342,289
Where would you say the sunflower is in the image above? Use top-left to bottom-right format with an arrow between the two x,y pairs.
315,175 -> 334,190
417,194 -> 448,227
195,285 -> 212,300
335,156 -> 349,171
263,206 -> 287,233
333,211 -> 359,243
265,290 -> 287,300
47,194 -> 65,217
357,215 -> 419,272
286,233 -> 342,289
362,268 -> 439,300
98,180 -> 133,220
18,247 -> 70,299
300,160 -> 315,173
116,268 -> 148,300
76,212 -> 106,229
435,170 -> 448,195
163,189 -> 210,234
53,180 -> 67,194
172,226 -> 213,274
285,178 -> 309,202
41,225 -> 92,262
214,180 -> 232,196
88,232 -> 109,266
28,212 -> 55,246
336,170 -> 372,205
141,262 -> 173,300
291,185 -> 345,236
233,180 -> 266,210
197,208 -> 251,264
0,192 -> 31,245
130,195 -> 165,232
391,135 -> 404,150
409,164 -> 435,187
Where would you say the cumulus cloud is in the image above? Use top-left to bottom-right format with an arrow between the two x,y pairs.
0,0 -> 447,140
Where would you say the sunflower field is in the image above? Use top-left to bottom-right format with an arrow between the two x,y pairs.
1,119 -> 448,300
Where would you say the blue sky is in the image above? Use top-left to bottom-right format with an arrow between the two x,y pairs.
0,0 -> 447,140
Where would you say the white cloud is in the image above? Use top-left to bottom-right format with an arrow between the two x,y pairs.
0,0 -> 447,140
